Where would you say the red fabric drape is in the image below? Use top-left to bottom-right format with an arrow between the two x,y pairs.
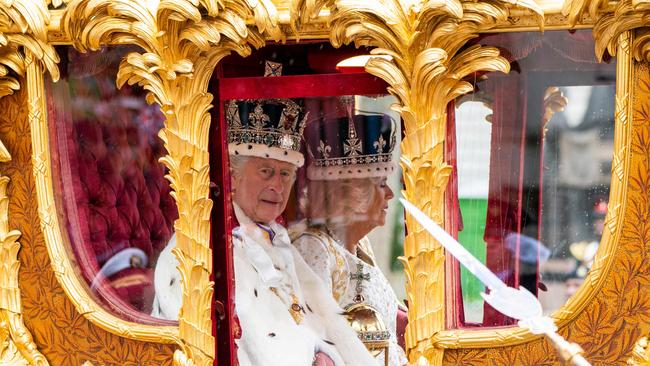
481,75 -> 528,327
445,101 -> 466,328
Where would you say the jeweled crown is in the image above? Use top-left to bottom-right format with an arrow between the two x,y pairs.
226,98 -> 309,167
304,113 -> 396,180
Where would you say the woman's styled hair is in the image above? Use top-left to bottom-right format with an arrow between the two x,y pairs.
299,177 -> 377,225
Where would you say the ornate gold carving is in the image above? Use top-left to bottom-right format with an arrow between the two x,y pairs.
0,0 -> 59,165
41,2 -> 610,44
45,0 -> 69,9
290,1 -> 546,364
25,50 -> 181,345
561,0 -> 610,27
62,1 -> 282,365
593,0 -> 650,62
0,173 -> 49,366
0,0 -> 59,98
0,2 -> 60,365
541,86 -> 568,138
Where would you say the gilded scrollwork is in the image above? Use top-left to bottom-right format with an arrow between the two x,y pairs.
593,0 -> 650,63
62,1 -> 282,365
541,86 -> 568,138
0,1 -> 61,365
0,174 -> 49,366
0,0 -> 59,97
45,0 -> 69,10
290,1 -> 545,365
561,0 -> 610,27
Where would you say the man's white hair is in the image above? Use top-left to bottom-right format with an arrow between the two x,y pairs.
229,154 -> 249,178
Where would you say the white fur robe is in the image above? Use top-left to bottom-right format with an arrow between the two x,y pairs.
152,206 -> 375,366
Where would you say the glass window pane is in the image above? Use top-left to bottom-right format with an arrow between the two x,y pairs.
222,89 -> 406,364
47,47 -> 177,324
453,30 -> 616,327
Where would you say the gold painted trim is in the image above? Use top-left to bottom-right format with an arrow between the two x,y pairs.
593,0 -> 650,63
0,174 -> 50,366
562,0 -> 611,27
41,2 -> 620,43
433,30 -> 634,349
25,52 -> 180,344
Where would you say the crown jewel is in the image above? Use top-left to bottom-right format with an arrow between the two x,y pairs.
226,98 -> 308,166
305,112 -> 396,180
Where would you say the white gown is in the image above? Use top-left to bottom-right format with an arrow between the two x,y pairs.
152,206 -> 376,366
292,227 -> 408,366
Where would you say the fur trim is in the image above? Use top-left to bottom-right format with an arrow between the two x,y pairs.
233,207 -> 375,366
307,161 -> 395,180
229,142 -> 304,167
290,246 -> 377,366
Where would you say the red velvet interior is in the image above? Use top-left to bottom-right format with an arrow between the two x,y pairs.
49,47 -> 178,324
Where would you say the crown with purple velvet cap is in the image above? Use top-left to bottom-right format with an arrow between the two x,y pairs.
226,98 -> 309,167
304,111 -> 396,180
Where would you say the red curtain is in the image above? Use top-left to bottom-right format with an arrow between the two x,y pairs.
480,75 -> 528,326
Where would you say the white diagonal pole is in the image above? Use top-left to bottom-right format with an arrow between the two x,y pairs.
400,198 -> 591,366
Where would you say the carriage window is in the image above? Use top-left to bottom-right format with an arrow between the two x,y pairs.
452,30 -> 616,327
47,47 -> 177,324
214,49 -> 407,362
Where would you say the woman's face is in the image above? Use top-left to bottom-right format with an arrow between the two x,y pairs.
365,177 -> 394,227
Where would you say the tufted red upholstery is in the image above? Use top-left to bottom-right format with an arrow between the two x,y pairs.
53,86 -> 178,319
73,116 -> 176,265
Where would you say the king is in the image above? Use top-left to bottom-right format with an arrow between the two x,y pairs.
152,98 -> 375,366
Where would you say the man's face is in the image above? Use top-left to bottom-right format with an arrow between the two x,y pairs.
232,156 -> 297,224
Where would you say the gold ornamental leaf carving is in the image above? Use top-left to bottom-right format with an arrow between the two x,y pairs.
592,0 -> 650,62
62,0 -> 282,365
290,1 -> 542,364
0,0 -> 59,92
0,176 -> 49,366
561,0 -> 609,27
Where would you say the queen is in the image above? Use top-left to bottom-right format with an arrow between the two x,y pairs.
292,109 -> 408,366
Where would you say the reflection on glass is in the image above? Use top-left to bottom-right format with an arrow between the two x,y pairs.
539,84 -> 614,313
293,95 -> 406,365
223,94 -> 406,365
453,30 -> 615,327
455,100 -> 492,324
47,47 -> 177,323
